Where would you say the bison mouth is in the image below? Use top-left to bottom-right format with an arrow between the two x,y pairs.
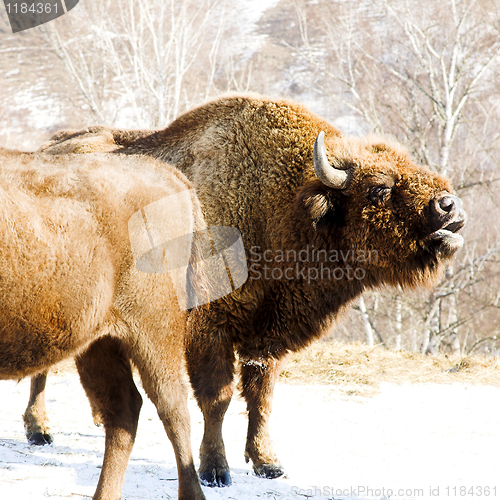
425,194 -> 466,256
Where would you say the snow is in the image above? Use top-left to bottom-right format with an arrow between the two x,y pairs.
1,373 -> 499,500
224,0 -> 281,59
12,84 -> 63,131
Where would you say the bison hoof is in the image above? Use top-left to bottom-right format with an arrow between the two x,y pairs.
253,462 -> 286,479
199,470 -> 232,487
28,432 -> 53,446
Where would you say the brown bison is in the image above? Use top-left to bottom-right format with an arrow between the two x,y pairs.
0,149 -> 207,500
39,94 -> 466,486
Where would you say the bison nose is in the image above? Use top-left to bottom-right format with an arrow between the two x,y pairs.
437,195 -> 462,214
429,194 -> 466,233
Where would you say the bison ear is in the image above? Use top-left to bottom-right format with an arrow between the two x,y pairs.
295,181 -> 338,231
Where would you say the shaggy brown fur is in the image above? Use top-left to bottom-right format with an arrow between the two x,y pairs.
0,149 -> 206,500
40,94 -> 466,486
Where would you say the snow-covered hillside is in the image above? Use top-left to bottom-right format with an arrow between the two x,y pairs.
1,371 -> 499,499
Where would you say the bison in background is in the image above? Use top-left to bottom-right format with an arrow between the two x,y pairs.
0,149 -> 207,500
39,94 -> 466,486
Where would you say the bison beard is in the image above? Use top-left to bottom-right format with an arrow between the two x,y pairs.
39,95 -> 466,487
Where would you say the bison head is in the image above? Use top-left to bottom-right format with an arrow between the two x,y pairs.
298,131 -> 466,288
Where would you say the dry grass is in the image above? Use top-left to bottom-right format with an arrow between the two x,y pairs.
48,358 -> 76,376
279,341 -> 500,396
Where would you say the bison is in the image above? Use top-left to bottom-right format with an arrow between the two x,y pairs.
0,149 -> 207,500
39,94 -> 466,486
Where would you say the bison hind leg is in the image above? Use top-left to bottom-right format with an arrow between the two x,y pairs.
252,462 -> 287,480
134,353 -> 207,499
24,371 -> 53,446
76,335 -> 142,500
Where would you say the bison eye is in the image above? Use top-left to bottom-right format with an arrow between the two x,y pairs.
368,185 -> 391,206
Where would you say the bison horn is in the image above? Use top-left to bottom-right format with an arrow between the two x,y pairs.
313,131 -> 349,189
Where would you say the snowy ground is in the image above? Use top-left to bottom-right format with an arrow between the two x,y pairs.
1,373 -> 499,500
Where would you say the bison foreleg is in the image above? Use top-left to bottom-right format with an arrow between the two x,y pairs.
76,337 -> 142,500
197,391 -> 233,487
23,371 -> 53,445
186,329 -> 235,488
239,355 -> 286,479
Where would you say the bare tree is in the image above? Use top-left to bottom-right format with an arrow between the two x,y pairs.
358,296 -> 375,346
40,0 -> 250,128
